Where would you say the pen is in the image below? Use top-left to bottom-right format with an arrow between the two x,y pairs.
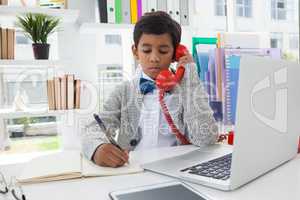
93,114 -> 129,164
93,113 -> 123,150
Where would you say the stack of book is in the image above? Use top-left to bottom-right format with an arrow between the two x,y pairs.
47,74 -> 81,110
0,0 -> 8,5
97,0 -> 189,25
0,27 -> 15,59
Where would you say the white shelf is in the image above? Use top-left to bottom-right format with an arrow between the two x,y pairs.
0,59 -> 71,67
0,6 -> 79,23
80,23 -> 134,34
0,108 -> 66,118
80,22 -> 193,34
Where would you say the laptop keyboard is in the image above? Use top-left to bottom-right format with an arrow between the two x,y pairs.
180,153 -> 232,180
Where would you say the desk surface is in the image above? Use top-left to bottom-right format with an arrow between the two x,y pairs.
1,145 -> 300,200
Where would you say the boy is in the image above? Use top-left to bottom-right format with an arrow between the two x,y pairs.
82,11 -> 218,167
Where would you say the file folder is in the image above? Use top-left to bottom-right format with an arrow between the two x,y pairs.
98,0 -> 108,23
122,0 -> 131,24
147,0 -> 157,12
173,0 -> 180,23
179,0 -> 189,25
137,0 -> 142,19
130,0 -> 138,23
107,0 -> 116,23
115,0 -> 122,24
167,0 -> 180,23
141,0 -> 148,14
167,0 -> 174,20
157,0 -> 167,12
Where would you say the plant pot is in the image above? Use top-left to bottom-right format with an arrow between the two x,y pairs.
32,43 -> 50,59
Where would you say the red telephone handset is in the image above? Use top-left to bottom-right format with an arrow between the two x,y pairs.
155,44 -> 188,92
155,44 -> 191,145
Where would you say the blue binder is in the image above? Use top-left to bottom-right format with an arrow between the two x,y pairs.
224,55 -> 240,125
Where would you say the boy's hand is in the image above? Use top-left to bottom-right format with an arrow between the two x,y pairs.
93,144 -> 129,168
177,52 -> 194,66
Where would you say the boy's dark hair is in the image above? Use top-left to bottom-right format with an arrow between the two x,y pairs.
133,11 -> 181,57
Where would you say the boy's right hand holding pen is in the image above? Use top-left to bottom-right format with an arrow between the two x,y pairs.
93,114 -> 130,168
93,144 -> 129,168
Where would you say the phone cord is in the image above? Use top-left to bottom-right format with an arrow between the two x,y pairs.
158,90 -> 191,145
159,90 -> 231,144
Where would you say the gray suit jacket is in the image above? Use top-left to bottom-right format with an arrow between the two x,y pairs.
82,63 -> 218,160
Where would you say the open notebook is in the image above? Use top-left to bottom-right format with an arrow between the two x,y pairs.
17,151 -> 144,184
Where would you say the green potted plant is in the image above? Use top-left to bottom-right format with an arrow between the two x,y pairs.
16,13 -> 61,59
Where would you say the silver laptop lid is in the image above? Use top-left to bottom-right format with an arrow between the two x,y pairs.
230,55 -> 300,189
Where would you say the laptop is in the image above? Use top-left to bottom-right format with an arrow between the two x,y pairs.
142,55 -> 300,191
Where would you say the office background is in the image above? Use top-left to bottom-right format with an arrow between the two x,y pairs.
0,0 -> 299,157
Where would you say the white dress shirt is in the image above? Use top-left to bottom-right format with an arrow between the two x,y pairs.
135,72 -> 177,150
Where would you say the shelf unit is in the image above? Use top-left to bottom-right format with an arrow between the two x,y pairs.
0,5 -> 81,151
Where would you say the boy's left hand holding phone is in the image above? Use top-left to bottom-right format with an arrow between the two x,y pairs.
93,114 -> 129,168
176,51 -> 193,67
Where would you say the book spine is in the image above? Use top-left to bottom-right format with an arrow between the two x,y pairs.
1,28 -> 7,59
75,79 -> 81,109
54,77 -> 61,110
7,29 -> 15,59
67,74 -> 75,110
0,27 -> 2,59
61,75 -> 67,110
47,80 -> 51,110
208,50 -> 216,101
215,48 -> 223,101
47,80 -> 55,110
0,0 -> 8,5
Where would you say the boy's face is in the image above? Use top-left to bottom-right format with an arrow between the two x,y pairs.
132,33 -> 174,79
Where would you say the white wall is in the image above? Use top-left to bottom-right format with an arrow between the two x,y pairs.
191,0 -> 298,52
